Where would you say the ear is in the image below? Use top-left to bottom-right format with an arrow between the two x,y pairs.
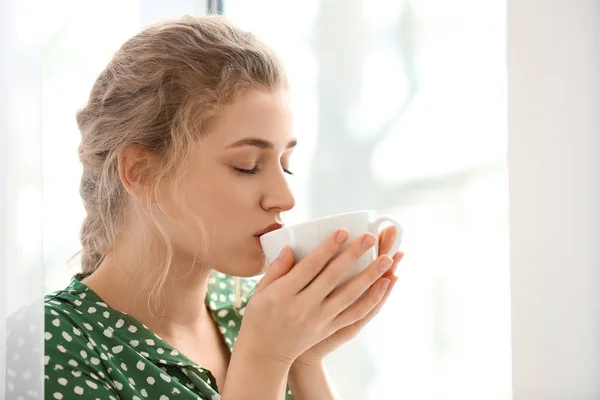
117,147 -> 159,204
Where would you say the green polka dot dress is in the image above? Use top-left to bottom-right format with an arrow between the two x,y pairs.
7,271 -> 295,399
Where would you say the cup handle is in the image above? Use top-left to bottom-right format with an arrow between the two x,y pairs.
368,215 -> 403,257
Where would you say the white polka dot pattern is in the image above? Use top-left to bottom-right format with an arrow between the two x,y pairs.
14,271 -> 295,400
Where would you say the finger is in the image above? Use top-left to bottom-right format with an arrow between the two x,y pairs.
335,274 -> 398,334
331,277 -> 392,330
323,252 -> 393,316
255,247 -> 295,293
378,225 -> 397,256
279,229 -> 350,294
381,251 -> 404,280
301,232 -> 379,301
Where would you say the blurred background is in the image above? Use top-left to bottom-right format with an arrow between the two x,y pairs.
5,0 -> 511,399
4,0 -> 598,399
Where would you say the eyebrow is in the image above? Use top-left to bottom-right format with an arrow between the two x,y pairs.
226,137 -> 298,150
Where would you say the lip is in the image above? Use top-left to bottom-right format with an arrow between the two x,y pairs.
254,222 -> 284,237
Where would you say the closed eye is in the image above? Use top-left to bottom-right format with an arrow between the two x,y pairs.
233,166 -> 294,176
233,166 -> 259,175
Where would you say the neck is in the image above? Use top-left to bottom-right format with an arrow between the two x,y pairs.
82,233 -> 214,337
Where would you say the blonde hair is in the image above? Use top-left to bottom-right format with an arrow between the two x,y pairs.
75,16 -> 286,305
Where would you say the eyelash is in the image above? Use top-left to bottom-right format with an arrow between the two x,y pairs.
234,166 -> 294,176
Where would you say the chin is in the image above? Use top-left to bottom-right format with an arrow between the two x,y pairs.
240,257 -> 269,277
216,255 -> 268,278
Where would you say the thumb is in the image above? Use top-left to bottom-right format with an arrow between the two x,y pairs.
378,225 -> 397,256
255,247 -> 295,292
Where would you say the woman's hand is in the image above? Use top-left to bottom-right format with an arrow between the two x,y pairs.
292,225 -> 403,367
292,226 -> 404,368
236,228 -> 397,369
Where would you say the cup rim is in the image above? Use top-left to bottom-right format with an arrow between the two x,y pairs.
260,209 -> 375,240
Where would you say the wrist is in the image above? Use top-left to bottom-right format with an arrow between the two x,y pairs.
290,358 -> 325,375
233,337 -> 294,373
288,360 -> 339,400
222,339 -> 292,399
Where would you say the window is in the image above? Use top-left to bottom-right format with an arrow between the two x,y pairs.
40,1 -> 510,398
225,1 -> 510,398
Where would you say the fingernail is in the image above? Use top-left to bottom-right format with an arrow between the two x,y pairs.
378,256 -> 393,272
335,229 -> 349,244
278,247 -> 286,263
361,234 -> 376,249
380,279 -> 391,292
389,227 -> 397,242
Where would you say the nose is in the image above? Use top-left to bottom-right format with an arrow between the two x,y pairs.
260,169 -> 296,213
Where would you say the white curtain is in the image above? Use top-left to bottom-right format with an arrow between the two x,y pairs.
1,0 -> 45,398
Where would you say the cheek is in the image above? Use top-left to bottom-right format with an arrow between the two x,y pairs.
194,184 -> 250,215
181,170 -> 259,229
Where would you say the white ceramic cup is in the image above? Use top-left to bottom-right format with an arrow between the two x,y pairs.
259,210 -> 403,287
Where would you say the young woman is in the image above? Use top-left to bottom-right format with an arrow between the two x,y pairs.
39,16 -> 403,400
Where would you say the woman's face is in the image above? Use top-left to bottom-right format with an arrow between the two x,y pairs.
160,87 -> 296,277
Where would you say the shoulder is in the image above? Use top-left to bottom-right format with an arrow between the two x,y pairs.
43,284 -> 120,398
44,291 -> 89,351
44,284 -> 100,345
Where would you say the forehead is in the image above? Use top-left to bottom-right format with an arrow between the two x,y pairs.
202,87 -> 294,147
